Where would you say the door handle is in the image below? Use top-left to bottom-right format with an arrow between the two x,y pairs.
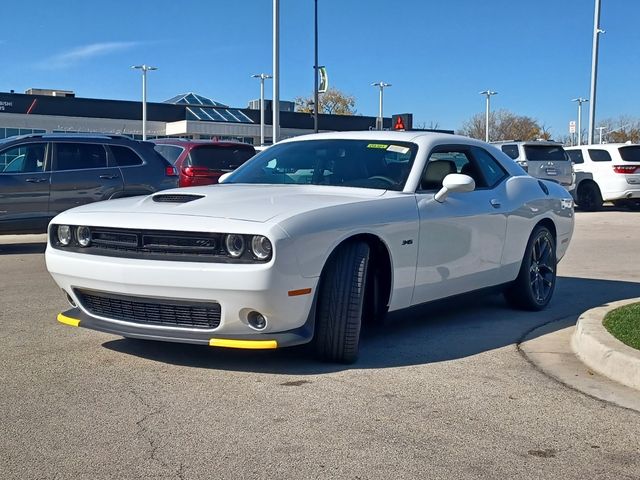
25,177 -> 47,183
490,199 -> 501,209
99,174 -> 119,180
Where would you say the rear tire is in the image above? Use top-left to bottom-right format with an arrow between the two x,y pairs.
577,182 -> 602,211
314,241 -> 370,363
504,225 -> 556,311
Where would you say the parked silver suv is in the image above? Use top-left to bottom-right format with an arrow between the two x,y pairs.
0,133 -> 178,234
493,140 -> 575,193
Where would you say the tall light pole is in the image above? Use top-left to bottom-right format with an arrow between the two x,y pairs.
588,0 -> 604,145
313,0 -> 319,133
272,0 -> 280,143
252,73 -> 272,146
572,97 -> 588,146
131,64 -> 157,140
371,81 -> 391,130
596,126 -> 607,144
479,90 -> 498,142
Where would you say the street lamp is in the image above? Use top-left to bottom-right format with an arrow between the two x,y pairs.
371,81 -> 391,130
252,73 -> 272,146
131,64 -> 158,141
572,97 -> 588,146
479,90 -> 498,142
588,0 -> 605,145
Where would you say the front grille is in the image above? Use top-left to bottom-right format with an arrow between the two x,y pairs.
152,194 -> 204,203
75,289 -> 221,329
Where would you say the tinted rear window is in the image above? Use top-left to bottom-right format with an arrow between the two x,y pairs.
523,145 -> 568,161
188,145 -> 255,170
619,146 -> 640,162
588,149 -> 612,162
567,150 -> 584,164
501,144 -> 519,159
111,145 -> 143,166
154,145 -> 184,164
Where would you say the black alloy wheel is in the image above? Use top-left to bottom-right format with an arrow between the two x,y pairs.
504,226 -> 557,311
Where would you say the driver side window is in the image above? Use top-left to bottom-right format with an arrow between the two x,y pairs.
420,149 -> 487,191
0,143 -> 47,173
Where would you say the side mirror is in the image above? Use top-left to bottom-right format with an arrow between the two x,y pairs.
434,173 -> 475,203
218,172 -> 233,184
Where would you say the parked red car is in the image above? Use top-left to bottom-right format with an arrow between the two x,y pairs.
152,139 -> 256,187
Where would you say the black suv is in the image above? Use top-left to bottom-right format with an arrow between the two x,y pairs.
0,134 -> 178,234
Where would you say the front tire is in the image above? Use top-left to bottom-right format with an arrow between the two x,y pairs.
504,226 -> 556,311
314,241 -> 370,363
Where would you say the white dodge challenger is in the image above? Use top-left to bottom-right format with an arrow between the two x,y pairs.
46,131 -> 574,363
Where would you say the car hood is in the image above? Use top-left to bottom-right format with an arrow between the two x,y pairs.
61,184 -> 386,224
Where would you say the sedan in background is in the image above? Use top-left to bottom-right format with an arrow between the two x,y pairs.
47,131 -> 574,363
153,139 -> 255,187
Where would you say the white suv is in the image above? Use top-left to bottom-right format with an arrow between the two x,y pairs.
565,144 -> 640,211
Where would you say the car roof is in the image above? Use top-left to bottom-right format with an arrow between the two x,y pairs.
565,143 -> 639,149
152,138 -> 254,148
492,140 -> 563,146
277,130 -> 465,144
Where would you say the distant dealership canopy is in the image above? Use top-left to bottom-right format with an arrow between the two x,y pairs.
164,92 -> 228,108
164,92 -> 253,124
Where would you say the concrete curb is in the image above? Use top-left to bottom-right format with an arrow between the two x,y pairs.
571,298 -> 640,391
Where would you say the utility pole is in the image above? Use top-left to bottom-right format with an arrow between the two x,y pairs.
313,0 -> 319,133
572,97 -> 588,146
272,0 -> 280,143
588,0 -> 604,145
479,90 -> 498,142
131,64 -> 158,140
371,81 -> 391,130
252,74 -> 272,146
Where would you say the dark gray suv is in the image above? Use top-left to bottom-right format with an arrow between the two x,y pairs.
0,134 -> 178,234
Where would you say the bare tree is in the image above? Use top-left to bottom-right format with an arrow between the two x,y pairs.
458,109 -> 544,141
295,87 -> 357,115
597,115 -> 640,143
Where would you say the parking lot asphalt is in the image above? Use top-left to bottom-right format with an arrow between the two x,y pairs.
1,210 -> 639,480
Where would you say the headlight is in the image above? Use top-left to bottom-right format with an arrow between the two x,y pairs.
251,235 -> 272,260
57,225 -> 71,246
76,226 -> 91,247
225,234 -> 245,258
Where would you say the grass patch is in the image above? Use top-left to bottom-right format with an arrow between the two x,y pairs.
603,303 -> 640,351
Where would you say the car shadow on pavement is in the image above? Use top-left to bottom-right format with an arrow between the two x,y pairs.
102,276 -> 640,374
0,242 -> 47,255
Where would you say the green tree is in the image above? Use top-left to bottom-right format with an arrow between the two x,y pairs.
295,87 -> 357,115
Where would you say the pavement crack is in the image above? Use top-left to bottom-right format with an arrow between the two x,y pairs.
130,389 -> 186,479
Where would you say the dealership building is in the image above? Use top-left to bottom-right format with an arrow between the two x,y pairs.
0,89 -> 393,145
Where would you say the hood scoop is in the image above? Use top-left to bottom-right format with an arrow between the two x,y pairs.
152,194 -> 204,204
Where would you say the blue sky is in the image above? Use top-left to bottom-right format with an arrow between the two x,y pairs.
1,0 -> 639,138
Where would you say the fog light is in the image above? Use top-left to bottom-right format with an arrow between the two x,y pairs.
64,291 -> 77,308
247,311 -> 267,330
76,226 -> 91,247
57,225 -> 71,246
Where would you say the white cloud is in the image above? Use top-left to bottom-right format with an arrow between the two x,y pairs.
39,41 -> 140,69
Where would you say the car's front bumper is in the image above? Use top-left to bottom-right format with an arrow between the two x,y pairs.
57,306 -> 315,349
46,246 -> 319,347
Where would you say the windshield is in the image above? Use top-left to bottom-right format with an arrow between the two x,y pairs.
224,139 -> 418,191
189,144 -> 255,170
523,145 -> 568,161
619,146 -> 640,162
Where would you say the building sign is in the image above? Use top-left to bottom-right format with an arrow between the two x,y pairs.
392,113 -> 413,131
0,101 -> 13,112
